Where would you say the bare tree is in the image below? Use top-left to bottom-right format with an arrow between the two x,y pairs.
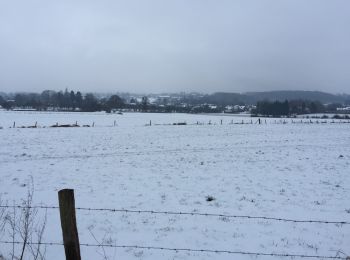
0,196 -> 7,260
1,178 -> 47,260
0,197 -> 6,236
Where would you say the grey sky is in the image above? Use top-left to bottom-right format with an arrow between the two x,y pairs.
0,0 -> 349,94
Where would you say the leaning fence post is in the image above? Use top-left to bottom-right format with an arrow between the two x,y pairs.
58,189 -> 81,260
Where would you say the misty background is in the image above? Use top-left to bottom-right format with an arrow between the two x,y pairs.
0,0 -> 349,94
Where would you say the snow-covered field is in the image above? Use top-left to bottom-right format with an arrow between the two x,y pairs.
0,111 -> 349,259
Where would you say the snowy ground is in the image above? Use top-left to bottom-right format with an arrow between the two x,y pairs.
0,111 -> 350,259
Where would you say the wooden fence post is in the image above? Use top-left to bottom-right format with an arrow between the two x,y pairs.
58,189 -> 81,260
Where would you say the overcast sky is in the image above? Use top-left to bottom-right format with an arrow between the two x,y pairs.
0,0 -> 349,94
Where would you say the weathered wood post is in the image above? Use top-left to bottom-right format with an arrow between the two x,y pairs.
58,189 -> 81,260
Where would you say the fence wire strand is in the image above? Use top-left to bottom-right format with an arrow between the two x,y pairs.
0,205 -> 348,225
0,241 -> 346,259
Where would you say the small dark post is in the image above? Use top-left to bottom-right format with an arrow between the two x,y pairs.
92,122 -> 95,127
258,118 -> 261,124
13,121 -> 15,128
220,119 -> 222,125
58,189 -> 81,260
114,120 -> 116,127
35,121 -> 37,127
150,120 -> 152,126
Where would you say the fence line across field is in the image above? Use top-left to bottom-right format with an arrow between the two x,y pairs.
0,240 -> 347,259
2,189 -> 348,260
1,204 -> 349,225
3,118 -> 350,129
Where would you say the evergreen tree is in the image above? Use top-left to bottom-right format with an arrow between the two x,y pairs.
75,91 -> 83,108
82,93 -> 100,112
141,96 -> 149,112
106,95 -> 124,109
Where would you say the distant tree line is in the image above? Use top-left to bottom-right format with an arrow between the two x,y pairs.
252,100 -> 327,116
0,89 -> 125,112
0,90 -> 202,113
0,90 -> 348,115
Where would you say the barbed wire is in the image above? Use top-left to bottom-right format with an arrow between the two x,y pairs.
0,241 -> 346,259
0,205 -> 349,225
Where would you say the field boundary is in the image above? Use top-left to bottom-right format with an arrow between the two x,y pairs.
0,204 -> 349,225
0,240 -> 347,259
1,188 -> 349,260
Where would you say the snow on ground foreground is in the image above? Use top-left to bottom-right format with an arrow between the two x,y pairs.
0,111 -> 349,259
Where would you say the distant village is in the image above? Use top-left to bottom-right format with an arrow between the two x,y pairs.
1,89 -> 350,117
0,90 -> 255,114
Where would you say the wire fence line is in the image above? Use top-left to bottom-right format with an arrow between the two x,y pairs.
1,198 -> 349,260
0,241 -> 347,259
0,204 -> 349,225
2,118 -> 350,130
